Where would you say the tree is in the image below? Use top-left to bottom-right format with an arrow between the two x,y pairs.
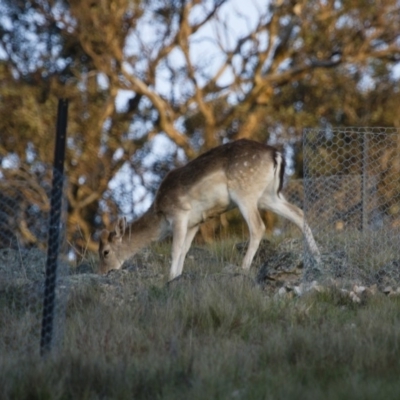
0,0 -> 399,255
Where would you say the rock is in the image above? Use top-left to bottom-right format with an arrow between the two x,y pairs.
388,287 -> 400,298
302,280 -> 324,294
278,287 -> 287,297
257,252 -> 303,283
310,281 -> 324,293
383,286 -> 393,295
365,284 -> 378,296
277,238 -> 304,253
289,281 -> 325,297
293,285 -> 303,296
349,291 -> 361,303
353,285 -> 366,295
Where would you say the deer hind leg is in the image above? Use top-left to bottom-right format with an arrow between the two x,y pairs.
234,198 -> 266,271
259,193 -> 321,261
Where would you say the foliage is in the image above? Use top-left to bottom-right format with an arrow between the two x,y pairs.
0,0 -> 399,255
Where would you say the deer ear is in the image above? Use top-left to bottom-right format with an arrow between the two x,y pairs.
114,217 -> 126,239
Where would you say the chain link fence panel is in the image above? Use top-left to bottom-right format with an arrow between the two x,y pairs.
0,166 -> 68,358
303,127 -> 400,286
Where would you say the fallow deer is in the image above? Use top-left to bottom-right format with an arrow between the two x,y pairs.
98,139 -> 320,280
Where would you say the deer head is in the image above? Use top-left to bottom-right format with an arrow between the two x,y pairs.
98,217 -> 127,273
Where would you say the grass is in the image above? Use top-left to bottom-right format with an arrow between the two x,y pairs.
317,228 -> 400,272
1,239 -> 400,399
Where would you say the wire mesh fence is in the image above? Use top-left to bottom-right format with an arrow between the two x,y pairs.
303,127 -> 400,286
0,166 -> 68,358
2,127 -> 400,360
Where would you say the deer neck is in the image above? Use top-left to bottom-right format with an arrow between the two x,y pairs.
120,207 -> 167,259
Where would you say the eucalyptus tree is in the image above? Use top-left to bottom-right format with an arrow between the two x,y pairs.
0,0 -> 399,253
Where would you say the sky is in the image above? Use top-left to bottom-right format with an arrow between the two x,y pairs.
111,0 -> 271,215
116,0 -> 269,111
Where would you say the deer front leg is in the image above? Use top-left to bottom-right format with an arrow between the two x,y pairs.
179,225 -> 199,267
169,216 -> 196,281
170,226 -> 186,281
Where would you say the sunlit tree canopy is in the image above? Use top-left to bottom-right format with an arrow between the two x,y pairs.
0,0 -> 399,254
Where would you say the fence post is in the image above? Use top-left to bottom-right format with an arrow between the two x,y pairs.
361,132 -> 368,232
40,99 -> 68,356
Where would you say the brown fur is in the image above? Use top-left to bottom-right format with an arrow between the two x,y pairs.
98,139 -> 320,279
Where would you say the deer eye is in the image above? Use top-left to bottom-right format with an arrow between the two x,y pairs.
103,250 -> 110,258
